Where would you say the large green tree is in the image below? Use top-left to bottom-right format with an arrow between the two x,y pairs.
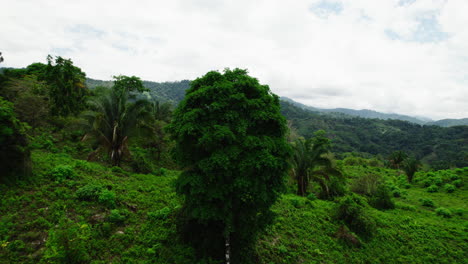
168,68 -> 291,263
46,55 -> 87,116
0,96 -> 31,183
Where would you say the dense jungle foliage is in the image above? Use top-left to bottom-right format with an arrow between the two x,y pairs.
0,57 -> 467,263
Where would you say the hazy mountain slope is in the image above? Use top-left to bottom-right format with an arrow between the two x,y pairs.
427,118 -> 468,127
281,96 -> 429,124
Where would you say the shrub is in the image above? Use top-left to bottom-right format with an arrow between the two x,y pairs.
335,194 -> 375,237
432,176 -> 443,186
335,225 -> 361,248
369,184 -> 395,210
306,193 -> 317,201
351,174 -> 381,196
148,207 -> 172,221
443,184 -> 455,193
391,187 -> 402,198
108,209 -> 127,224
130,147 -> 155,174
111,166 -> 125,174
50,165 -> 75,182
420,179 -> 432,188
452,208 -> 464,216
98,189 -> 117,208
420,198 -> 435,207
286,196 -> 307,208
426,185 -> 438,193
452,179 -> 463,188
43,218 -> 91,263
435,207 -> 452,218
76,183 -> 103,201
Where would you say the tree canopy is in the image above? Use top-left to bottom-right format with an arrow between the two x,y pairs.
168,68 -> 291,263
46,55 -> 87,116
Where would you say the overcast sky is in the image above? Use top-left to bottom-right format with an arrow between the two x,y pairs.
2,0 -> 467,120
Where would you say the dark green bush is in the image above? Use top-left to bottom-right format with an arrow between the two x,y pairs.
391,187 -> 402,197
43,218 -> 91,263
452,208 -> 464,216
426,185 -> 438,193
108,209 -> 127,224
452,179 -> 463,188
335,194 -> 375,238
443,184 -> 455,193
130,147 -> 156,174
369,184 -> 395,210
98,189 -> 117,208
307,193 -> 317,201
148,207 -> 172,221
420,198 -> 435,207
435,207 -> 452,218
50,165 -> 75,182
76,183 -> 104,201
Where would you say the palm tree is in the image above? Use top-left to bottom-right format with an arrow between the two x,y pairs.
402,157 -> 420,183
388,151 -> 408,169
140,100 -> 173,161
83,76 -> 149,166
292,130 -> 343,197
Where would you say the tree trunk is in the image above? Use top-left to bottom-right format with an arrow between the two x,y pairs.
225,233 -> 231,264
297,174 -> 305,196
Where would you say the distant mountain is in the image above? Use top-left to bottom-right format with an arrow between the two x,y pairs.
281,97 -> 429,125
426,118 -> 468,127
280,100 -> 468,169
86,78 -> 467,128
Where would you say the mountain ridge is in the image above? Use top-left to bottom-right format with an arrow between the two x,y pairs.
86,78 -> 468,127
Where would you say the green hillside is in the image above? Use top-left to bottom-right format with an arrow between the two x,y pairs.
1,150 -> 466,263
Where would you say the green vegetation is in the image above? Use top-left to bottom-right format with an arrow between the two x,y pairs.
1,57 -> 467,263
168,69 -> 291,263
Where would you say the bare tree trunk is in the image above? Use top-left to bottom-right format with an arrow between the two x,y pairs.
225,233 -> 231,264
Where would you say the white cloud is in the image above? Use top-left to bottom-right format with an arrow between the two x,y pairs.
1,0 -> 467,120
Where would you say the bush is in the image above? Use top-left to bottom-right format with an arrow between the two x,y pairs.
76,183 -> 104,201
50,165 -> 75,182
420,198 -> 435,207
452,208 -> 464,216
426,185 -> 438,193
335,194 -> 376,237
111,166 -> 125,174
435,207 -> 452,218
98,189 -> 117,208
148,207 -> 172,221
420,179 -> 431,187
452,179 -> 463,188
391,187 -> 402,198
286,196 -> 307,208
43,218 -> 91,263
369,185 -> 395,210
108,209 -> 127,224
443,184 -> 455,193
130,147 -> 156,174
432,177 -> 443,186
306,193 -> 317,201
351,174 -> 381,196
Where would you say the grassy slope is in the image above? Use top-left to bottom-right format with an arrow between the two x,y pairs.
1,151 -> 467,263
